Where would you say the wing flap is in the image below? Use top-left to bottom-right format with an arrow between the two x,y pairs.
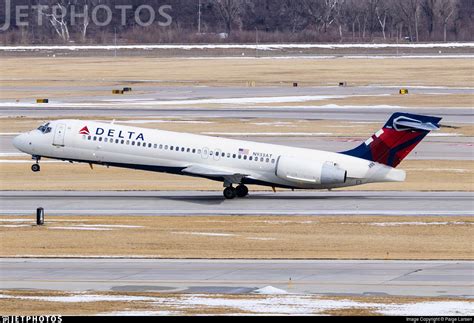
182,164 -> 248,183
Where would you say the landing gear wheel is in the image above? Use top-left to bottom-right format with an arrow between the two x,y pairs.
235,184 -> 249,197
31,164 -> 40,172
223,186 -> 236,199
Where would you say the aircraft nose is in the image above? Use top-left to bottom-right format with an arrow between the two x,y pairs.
12,133 -> 28,152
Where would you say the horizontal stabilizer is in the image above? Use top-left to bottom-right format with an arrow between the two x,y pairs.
393,116 -> 440,131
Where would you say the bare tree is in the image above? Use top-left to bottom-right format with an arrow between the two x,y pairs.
421,0 -> 436,39
396,0 -> 420,41
213,0 -> 244,34
41,1 -> 71,42
437,0 -> 456,41
302,0 -> 339,33
375,0 -> 389,40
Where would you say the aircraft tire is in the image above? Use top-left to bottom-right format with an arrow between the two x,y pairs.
235,184 -> 249,197
31,164 -> 40,172
223,187 -> 236,199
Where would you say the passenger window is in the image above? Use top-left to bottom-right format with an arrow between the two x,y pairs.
137,142 -> 140,147
175,147 -> 179,151
152,143 -> 155,148
132,141 -> 136,146
165,145 -> 169,150
210,151 -> 213,156
187,148 -> 190,152
266,158 -> 270,163
115,139 -> 119,144
192,149 -> 196,153
121,140 -> 124,144
198,149 -> 202,154
170,146 -> 173,150
249,156 -> 253,161
99,137 -> 103,142
271,159 -> 275,163
93,136 -> 97,141
227,153 -> 230,158
104,138 -> 108,143
232,154 -> 236,158
238,155 -> 241,159
88,136 -> 91,140
243,155 -> 247,160
159,144 -> 162,149
260,157 -> 264,162
181,147 -> 185,152
126,140 -> 130,145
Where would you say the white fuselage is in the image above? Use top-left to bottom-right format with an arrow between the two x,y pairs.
13,120 -> 405,189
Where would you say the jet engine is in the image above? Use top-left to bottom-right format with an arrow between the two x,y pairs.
275,156 -> 347,185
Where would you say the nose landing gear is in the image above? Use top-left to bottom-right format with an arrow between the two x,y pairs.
31,156 -> 41,172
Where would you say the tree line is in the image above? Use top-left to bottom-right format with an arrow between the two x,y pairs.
1,0 -> 472,44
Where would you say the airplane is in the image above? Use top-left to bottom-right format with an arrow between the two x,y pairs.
12,112 -> 441,199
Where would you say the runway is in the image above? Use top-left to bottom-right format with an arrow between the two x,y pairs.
1,86 -> 473,123
0,258 -> 472,297
2,106 -> 472,124
0,191 -> 472,216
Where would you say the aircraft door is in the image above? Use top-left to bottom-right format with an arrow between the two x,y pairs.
52,123 -> 66,146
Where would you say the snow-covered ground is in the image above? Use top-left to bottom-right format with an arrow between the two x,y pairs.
1,292 -> 472,316
1,42 -> 473,51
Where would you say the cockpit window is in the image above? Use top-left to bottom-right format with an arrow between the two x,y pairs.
37,122 -> 52,134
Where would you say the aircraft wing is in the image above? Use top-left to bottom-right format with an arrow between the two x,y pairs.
182,164 -> 248,183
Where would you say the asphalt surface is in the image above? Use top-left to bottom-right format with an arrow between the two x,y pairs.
2,106 -> 472,124
0,191 -> 472,216
1,86 -> 473,123
0,258 -> 472,297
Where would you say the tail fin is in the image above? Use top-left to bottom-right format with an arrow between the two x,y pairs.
341,112 -> 441,168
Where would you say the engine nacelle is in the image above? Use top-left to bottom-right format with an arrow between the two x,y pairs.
275,156 -> 347,185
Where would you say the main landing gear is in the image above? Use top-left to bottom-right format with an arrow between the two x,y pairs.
31,156 -> 41,172
223,184 -> 249,199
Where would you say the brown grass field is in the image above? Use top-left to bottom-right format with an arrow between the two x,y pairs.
1,57 -> 473,87
1,215 -> 472,259
0,290 -> 472,316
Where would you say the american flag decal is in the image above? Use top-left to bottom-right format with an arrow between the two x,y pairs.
238,148 -> 249,155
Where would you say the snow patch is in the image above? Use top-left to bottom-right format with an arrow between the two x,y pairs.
201,132 -> 333,136
48,226 -> 114,231
0,160 -> 67,163
1,43 -> 473,51
0,224 -> 30,228
116,120 -> 214,124
377,301 -> 474,316
0,218 -> 34,222
253,286 -> 289,295
368,221 -> 471,226
172,231 -> 236,237
427,133 -> 461,137
101,311 -> 181,316
77,224 -> 144,228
